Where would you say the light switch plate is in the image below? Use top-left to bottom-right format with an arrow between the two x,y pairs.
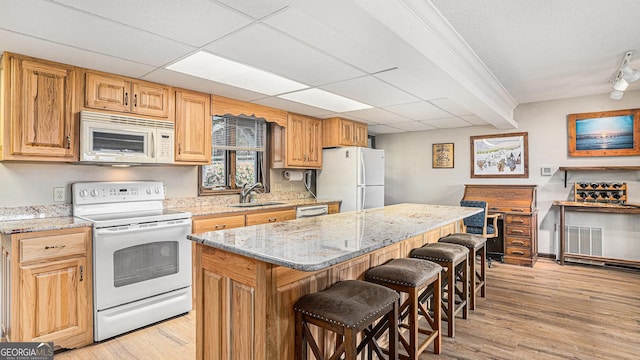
541,166 -> 553,176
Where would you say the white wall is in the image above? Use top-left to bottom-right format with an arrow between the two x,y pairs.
376,90 -> 640,257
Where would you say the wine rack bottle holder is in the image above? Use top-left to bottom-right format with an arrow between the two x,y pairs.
574,182 -> 627,204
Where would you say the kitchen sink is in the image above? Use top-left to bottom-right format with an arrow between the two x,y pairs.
227,201 -> 285,208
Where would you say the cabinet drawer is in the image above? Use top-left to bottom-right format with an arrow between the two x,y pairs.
505,237 -> 531,248
505,215 -> 531,226
505,247 -> 531,258
246,209 -> 296,226
20,232 -> 86,263
193,215 -> 245,233
505,225 -> 531,237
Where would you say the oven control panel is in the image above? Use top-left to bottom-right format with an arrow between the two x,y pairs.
72,181 -> 165,205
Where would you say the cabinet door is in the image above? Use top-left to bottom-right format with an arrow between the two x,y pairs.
354,122 -> 368,147
10,58 -> 76,159
286,114 -> 306,167
85,72 -> 131,113
132,81 -> 170,118
19,257 -> 91,347
339,119 -> 355,146
175,90 -> 211,163
305,117 -> 322,168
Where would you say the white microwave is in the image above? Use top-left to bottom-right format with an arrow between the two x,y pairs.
80,111 -> 174,164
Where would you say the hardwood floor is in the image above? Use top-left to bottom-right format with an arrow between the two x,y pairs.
55,259 -> 640,359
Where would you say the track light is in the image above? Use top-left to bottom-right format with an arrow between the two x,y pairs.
610,50 -> 639,100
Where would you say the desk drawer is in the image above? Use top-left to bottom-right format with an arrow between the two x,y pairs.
505,215 -> 531,226
505,237 -> 531,248
505,247 -> 531,258
505,225 -> 531,237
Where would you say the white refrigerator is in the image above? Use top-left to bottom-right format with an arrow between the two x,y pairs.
317,146 -> 384,212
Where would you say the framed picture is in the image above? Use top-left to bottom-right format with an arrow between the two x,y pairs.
567,108 -> 640,157
470,132 -> 528,178
432,143 -> 454,168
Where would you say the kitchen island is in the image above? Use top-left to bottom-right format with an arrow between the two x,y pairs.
188,203 -> 480,360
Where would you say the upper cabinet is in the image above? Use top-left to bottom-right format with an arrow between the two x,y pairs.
1,53 -> 77,161
322,117 -> 368,148
174,89 -> 211,164
272,113 -> 322,169
84,71 -> 170,119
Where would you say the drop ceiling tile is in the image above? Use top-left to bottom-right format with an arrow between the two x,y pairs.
428,98 -> 473,116
0,0 -> 194,66
384,101 -> 452,121
215,0 -> 288,19
422,117 -> 473,129
252,97 -> 335,117
374,68 -> 455,100
52,0 -> 253,47
342,108 -> 412,124
391,122 -> 437,132
460,115 -> 489,126
367,124 -> 406,134
264,8 -> 395,73
0,30 -> 155,77
204,24 -> 365,86
320,76 -> 419,107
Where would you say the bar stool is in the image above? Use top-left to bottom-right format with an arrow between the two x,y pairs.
410,242 -> 468,337
294,280 -> 399,360
365,258 -> 442,359
439,233 -> 487,310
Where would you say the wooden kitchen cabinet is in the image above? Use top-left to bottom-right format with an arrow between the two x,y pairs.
322,117 -> 368,148
271,113 -> 322,169
174,89 -> 211,164
1,227 -> 93,349
84,71 -> 170,119
1,53 -> 77,161
245,208 -> 296,226
328,202 -> 340,214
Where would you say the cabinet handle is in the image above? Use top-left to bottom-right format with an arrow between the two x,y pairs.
511,230 -> 525,234
511,241 -> 525,246
66,134 -> 71,149
511,209 -> 524,212
215,224 -> 226,229
178,143 -> 182,155
44,245 -> 66,250
134,94 -> 138,108
125,92 -> 128,106
268,218 -> 277,222
511,250 -> 525,255
512,219 -> 524,224
80,265 -> 84,282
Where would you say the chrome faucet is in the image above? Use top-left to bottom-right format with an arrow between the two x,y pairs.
239,182 -> 263,203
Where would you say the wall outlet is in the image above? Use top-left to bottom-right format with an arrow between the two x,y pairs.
290,183 -> 295,191
53,187 -> 65,202
163,185 -> 168,197
274,183 -> 282,192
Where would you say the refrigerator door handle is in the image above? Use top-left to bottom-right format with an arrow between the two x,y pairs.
359,186 -> 366,210
358,152 -> 366,186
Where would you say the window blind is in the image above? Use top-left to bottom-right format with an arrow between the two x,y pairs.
212,116 -> 266,151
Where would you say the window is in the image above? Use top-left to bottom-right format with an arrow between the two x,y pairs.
199,116 -> 268,195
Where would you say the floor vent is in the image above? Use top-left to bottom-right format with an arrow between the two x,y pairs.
565,225 -> 604,264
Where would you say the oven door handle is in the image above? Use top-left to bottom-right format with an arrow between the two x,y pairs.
94,220 -> 191,236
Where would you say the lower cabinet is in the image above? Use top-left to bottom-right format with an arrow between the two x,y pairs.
1,227 -> 93,349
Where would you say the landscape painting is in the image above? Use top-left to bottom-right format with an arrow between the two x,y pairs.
568,109 -> 640,157
470,132 -> 529,178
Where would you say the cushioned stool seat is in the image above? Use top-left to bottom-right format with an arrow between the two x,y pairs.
410,243 -> 469,337
439,233 -> 487,310
365,258 -> 442,360
295,280 -> 399,360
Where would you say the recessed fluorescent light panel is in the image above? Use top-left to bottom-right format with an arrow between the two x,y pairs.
278,88 -> 372,112
166,51 -> 307,96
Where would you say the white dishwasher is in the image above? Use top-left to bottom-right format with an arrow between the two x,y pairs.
296,204 -> 329,218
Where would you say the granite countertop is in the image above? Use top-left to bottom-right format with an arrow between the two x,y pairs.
171,198 -> 340,217
188,203 -> 481,272
0,217 -> 93,235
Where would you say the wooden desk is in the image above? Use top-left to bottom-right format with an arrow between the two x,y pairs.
463,185 -> 538,266
554,201 -> 640,267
